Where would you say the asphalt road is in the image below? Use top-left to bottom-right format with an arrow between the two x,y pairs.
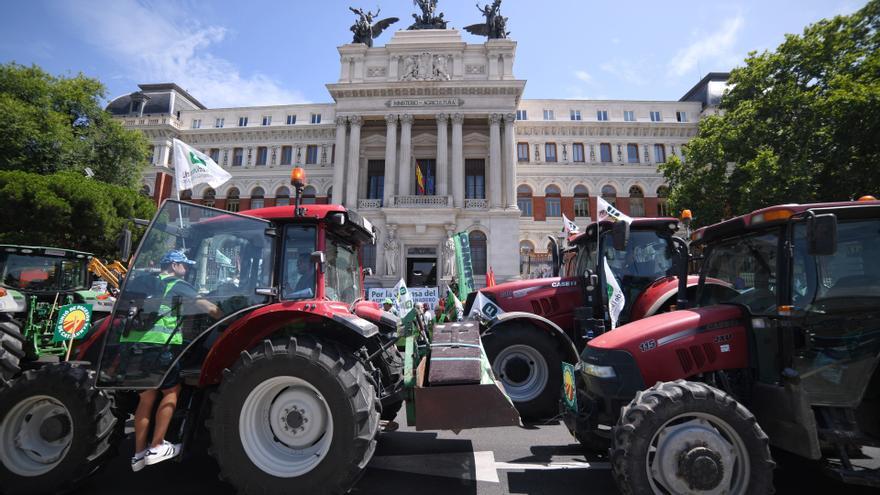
75,409 -> 877,495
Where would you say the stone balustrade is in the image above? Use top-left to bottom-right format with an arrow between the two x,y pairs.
358,198 -> 383,209
391,195 -> 452,208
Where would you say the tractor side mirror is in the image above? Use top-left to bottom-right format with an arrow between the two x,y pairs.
311,251 -> 326,273
807,213 -> 837,256
612,221 -> 630,251
328,213 -> 346,226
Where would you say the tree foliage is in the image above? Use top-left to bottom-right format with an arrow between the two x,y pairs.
0,171 -> 156,258
0,63 -> 150,188
662,1 -> 880,227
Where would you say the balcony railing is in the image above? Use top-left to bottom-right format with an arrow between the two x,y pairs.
120,116 -> 181,129
391,195 -> 452,208
464,198 -> 488,209
357,198 -> 383,209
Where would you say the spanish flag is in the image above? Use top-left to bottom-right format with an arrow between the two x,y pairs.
416,162 -> 425,195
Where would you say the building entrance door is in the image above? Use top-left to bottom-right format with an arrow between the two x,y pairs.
407,257 -> 437,287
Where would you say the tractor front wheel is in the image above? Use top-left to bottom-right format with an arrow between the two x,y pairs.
483,324 -> 563,421
208,335 -> 380,495
611,380 -> 774,495
0,363 -> 119,495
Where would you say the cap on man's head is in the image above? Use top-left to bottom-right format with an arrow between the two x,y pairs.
161,250 -> 196,266
382,298 -> 393,305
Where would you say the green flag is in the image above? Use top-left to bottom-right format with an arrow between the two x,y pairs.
453,232 -> 475,301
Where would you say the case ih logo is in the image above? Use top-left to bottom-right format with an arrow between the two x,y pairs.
639,339 -> 657,352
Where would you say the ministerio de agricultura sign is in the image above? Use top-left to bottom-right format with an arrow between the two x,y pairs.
385,98 -> 464,108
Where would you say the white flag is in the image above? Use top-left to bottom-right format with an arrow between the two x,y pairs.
597,196 -> 633,225
468,291 -> 505,321
392,278 -> 414,317
604,257 -> 625,329
562,213 -> 580,234
172,138 -> 231,192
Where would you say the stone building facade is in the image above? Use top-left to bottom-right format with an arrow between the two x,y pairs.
108,27 -> 726,290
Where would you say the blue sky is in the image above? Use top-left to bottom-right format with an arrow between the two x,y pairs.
0,0 -> 864,108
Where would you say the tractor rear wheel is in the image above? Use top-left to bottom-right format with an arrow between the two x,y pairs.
0,314 -> 25,383
483,324 -> 563,420
611,380 -> 774,495
0,362 -> 119,495
208,335 -> 380,495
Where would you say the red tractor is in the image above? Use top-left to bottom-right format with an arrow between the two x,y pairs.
0,170 -> 518,495
567,200 -> 880,492
472,217 -> 703,419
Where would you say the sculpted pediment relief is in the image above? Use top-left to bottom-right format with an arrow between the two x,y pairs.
400,52 -> 452,81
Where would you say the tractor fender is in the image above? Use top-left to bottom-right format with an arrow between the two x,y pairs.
198,301 -> 378,387
485,311 -> 579,365
631,276 -> 733,320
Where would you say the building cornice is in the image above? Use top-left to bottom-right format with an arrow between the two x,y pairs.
326,80 -> 526,101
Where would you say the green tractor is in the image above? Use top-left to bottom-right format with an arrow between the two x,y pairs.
0,245 -> 116,382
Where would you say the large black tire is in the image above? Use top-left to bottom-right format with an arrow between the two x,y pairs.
208,335 -> 380,495
0,314 -> 25,383
0,362 -> 120,495
376,344 -> 404,421
483,324 -> 563,420
611,380 -> 775,495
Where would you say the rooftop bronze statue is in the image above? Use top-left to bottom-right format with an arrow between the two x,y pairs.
349,6 -> 398,47
464,0 -> 509,39
408,0 -> 448,30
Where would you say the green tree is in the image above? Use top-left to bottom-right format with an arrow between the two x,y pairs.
0,63 -> 150,188
0,171 -> 156,258
662,0 -> 880,227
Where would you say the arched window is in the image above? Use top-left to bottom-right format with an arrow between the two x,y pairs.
326,186 -> 333,204
601,185 -> 617,207
302,185 -> 317,205
574,185 -> 590,218
275,186 -> 291,207
545,185 -> 561,217
226,187 -> 240,212
250,187 -> 265,209
629,185 -> 645,217
140,184 -> 152,197
469,230 -> 487,275
517,185 -> 533,217
202,187 -> 216,208
657,186 -> 670,217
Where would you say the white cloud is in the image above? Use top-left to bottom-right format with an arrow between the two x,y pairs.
62,0 -> 306,107
668,14 -> 745,78
600,60 -> 647,86
574,70 -> 593,84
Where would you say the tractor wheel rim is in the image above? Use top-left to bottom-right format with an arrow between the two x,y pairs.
0,395 -> 73,477
493,344 -> 549,403
646,412 -> 750,495
240,376 -> 333,478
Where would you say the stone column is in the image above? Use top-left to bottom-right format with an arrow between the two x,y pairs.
398,114 -> 414,196
331,116 -> 347,205
489,113 -> 503,209
383,114 -> 398,207
503,113 -> 518,209
157,144 -> 171,168
436,113 -> 448,197
451,113 -> 464,208
345,115 -> 363,208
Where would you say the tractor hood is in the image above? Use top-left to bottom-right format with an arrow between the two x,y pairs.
586,305 -> 749,385
478,276 -> 580,327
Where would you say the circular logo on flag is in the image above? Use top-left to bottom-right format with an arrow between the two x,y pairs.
562,365 -> 576,405
57,305 -> 91,340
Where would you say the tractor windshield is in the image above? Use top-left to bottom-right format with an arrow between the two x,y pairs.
600,230 -> 675,323
698,231 -> 779,315
0,252 -> 87,292
97,201 -> 274,389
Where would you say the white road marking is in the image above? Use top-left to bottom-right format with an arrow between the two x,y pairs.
368,451 -> 609,482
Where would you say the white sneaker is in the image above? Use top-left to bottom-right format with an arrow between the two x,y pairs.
144,441 -> 181,466
131,448 -> 148,472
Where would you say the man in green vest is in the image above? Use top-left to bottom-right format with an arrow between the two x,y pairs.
130,250 -> 222,471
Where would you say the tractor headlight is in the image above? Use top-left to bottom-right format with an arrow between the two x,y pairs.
583,363 -> 617,379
